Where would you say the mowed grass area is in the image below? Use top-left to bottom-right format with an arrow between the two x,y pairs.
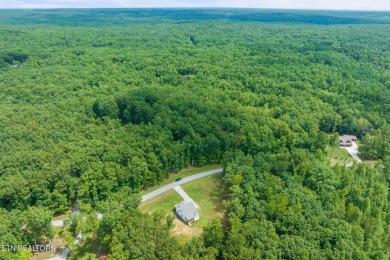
139,172 -> 228,242
182,173 -> 228,229
140,189 -> 183,213
52,210 -> 70,221
326,145 -> 355,165
140,164 -> 222,196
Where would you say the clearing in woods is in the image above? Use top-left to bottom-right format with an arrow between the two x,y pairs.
139,172 -> 228,242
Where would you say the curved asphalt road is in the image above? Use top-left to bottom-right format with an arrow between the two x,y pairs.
47,168 -> 223,259
141,168 -> 223,202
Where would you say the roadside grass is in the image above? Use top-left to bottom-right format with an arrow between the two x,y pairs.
52,211 -> 70,221
140,164 -> 221,196
139,173 -> 228,243
139,190 -> 183,213
51,165 -> 221,223
51,165 -> 224,256
326,145 -> 355,165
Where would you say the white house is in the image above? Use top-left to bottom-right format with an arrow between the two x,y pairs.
339,134 -> 357,147
175,201 -> 199,224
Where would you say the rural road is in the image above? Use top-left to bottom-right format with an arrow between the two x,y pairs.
47,168 -> 223,259
51,203 -> 80,227
141,168 -> 224,202
51,168 -> 224,225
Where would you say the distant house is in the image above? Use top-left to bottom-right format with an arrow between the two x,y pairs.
175,201 -> 199,224
339,134 -> 357,147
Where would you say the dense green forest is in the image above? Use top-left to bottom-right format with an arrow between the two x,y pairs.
0,9 -> 389,259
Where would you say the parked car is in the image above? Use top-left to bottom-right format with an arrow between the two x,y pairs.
175,177 -> 182,182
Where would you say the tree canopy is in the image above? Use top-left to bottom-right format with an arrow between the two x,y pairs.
0,8 -> 389,259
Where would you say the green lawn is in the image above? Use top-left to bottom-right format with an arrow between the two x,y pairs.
52,211 -> 70,221
182,173 -> 228,228
140,164 -> 222,196
139,173 -> 228,242
139,189 -> 183,213
326,145 -> 355,165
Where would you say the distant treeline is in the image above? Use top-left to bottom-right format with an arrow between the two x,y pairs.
0,14 -> 389,259
0,9 -> 389,26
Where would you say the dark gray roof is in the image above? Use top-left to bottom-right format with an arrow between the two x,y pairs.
339,134 -> 357,144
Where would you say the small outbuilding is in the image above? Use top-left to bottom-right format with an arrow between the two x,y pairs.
175,201 -> 199,224
339,134 -> 357,147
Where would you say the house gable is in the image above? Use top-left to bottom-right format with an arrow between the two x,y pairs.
339,134 -> 357,147
175,201 -> 199,224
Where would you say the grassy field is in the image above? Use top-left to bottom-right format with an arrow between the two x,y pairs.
326,145 -> 355,165
182,174 -> 228,228
49,164 -> 224,257
52,211 -> 70,221
139,172 -> 228,242
140,189 -> 183,213
140,164 -> 222,196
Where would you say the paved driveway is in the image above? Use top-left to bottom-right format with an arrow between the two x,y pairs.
47,168 -> 223,259
343,141 -> 362,163
173,185 -> 199,208
141,168 -> 223,202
